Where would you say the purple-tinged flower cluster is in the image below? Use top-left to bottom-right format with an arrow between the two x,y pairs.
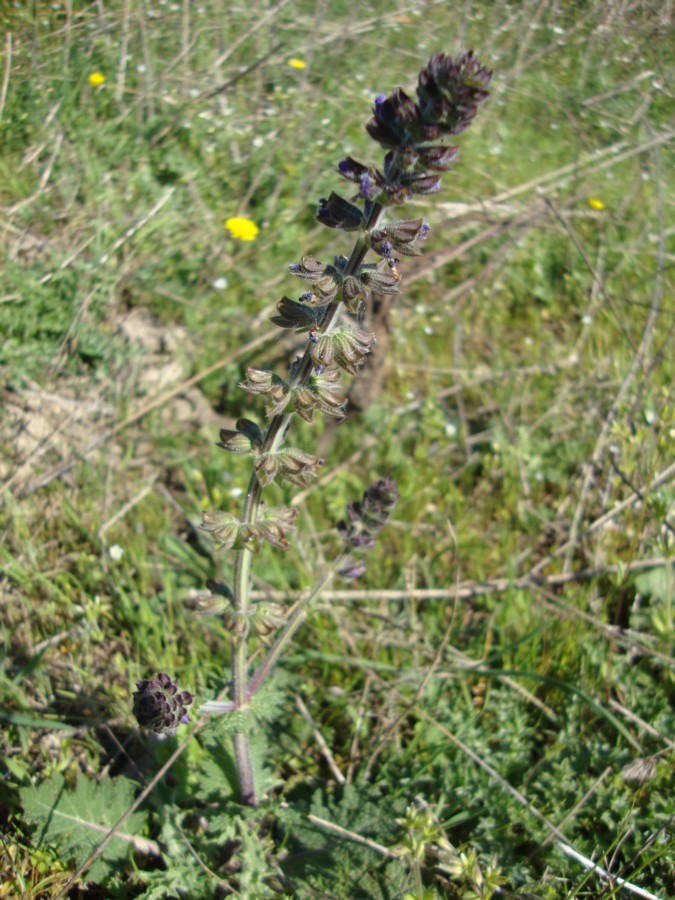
132,673 -> 193,735
327,52 -> 492,222
366,51 -> 492,152
417,51 -> 493,136
338,478 -> 400,578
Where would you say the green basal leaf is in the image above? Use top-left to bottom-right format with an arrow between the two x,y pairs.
20,773 -> 148,883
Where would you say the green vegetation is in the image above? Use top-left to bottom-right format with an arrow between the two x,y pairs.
1,1 -> 673,897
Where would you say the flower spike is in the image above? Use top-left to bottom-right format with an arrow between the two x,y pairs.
184,51 -> 494,809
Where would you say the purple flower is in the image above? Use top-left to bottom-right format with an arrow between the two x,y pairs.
133,673 -> 193,735
338,478 -> 399,555
417,51 -> 493,136
360,173 -> 378,199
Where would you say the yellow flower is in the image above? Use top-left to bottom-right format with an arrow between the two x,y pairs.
88,72 -> 106,87
225,217 -> 260,241
586,197 -> 605,211
288,58 -> 306,69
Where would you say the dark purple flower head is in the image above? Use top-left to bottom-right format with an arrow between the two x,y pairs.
364,52 -> 490,159
338,478 -> 399,559
366,87 -> 421,150
417,51 -> 492,136
133,672 -> 193,735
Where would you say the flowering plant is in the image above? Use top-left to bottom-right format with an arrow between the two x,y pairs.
135,52 -> 492,807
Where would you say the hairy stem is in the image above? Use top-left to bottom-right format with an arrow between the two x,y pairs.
229,207 -> 385,806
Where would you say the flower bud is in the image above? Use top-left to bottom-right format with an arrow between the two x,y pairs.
223,608 -> 251,645
292,367 -> 347,423
342,276 -> 367,315
217,418 -> 263,454
417,51 -> 492,136
289,256 -> 341,302
370,218 -> 426,257
201,510 -> 241,551
258,505 -> 299,549
238,524 -> 264,553
417,144 -> 459,172
332,327 -> 376,375
240,369 -> 291,417
254,449 -> 324,488
358,262 -> 401,295
271,296 -> 324,332
401,172 -> 443,196
338,557 -> 368,579
278,448 -> 325,486
365,87 -> 421,149
255,454 -> 280,488
250,602 -> 287,646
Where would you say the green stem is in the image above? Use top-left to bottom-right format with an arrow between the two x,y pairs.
413,857 -> 424,900
229,201 -> 386,806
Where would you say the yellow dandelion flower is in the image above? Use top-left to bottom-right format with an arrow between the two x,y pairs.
587,197 -> 605,211
225,217 -> 260,241
288,58 -> 307,69
88,72 -> 106,87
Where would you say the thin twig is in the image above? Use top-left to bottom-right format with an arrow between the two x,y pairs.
556,842 -> 663,900
414,705 -> 570,843
213,0 -> 291,68
539,767 -> 612,850
98,187 -> 175,265
296,696 -> 346,786
0,31 -> 12,124
363,534 -> 463,781
530,463 -> 675,577
8,131 -> 64,215
307,815 -> 396,858
115,0 -> 131,106
50,287 -> 100,370
559,124 -> 666,570
417,705 -> 661,900
98,476 -> 158,539
345,673 -> 374,784
249,556 -> 671,604
607,699 -> 675,750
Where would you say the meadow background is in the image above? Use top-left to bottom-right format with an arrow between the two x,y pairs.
0,0 -> 673,897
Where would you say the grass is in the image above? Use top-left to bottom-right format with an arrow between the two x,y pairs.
1,0 -> 673,897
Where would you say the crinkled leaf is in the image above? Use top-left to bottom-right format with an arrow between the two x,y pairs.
20,773 -> 150,883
